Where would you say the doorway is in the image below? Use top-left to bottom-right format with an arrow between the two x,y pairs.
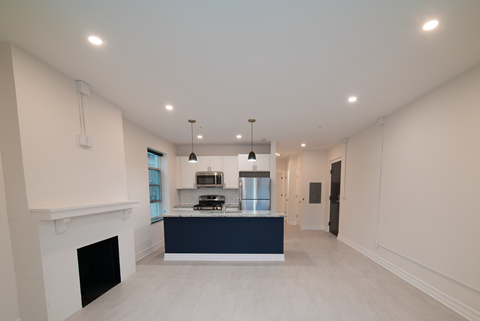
329,161 -> 341,236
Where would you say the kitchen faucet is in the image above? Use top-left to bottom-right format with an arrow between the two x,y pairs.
222,203 -> 229,214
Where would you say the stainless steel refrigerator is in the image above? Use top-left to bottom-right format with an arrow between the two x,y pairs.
238,172 -> 271,210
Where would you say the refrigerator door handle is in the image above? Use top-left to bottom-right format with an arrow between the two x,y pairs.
238,182 -> 242,209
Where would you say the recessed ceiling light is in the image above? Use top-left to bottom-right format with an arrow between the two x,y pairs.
423,20 -> 439,31
301,144 -> 306,147
237,135 -> 241,138
348,97 -> 357,102
166,105 -> 173,110
197,135 -> 202,139
88,36 -> 103,45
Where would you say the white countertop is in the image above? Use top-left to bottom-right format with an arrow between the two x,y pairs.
161,210 -> 286,218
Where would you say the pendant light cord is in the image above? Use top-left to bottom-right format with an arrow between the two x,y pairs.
251,122 -> 253,150
191,123 -> 194,153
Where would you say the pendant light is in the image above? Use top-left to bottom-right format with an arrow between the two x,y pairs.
188,120 -> 197,163
248,119 -> 256,161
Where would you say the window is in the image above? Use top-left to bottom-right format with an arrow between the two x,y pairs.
148,149 -> 163,223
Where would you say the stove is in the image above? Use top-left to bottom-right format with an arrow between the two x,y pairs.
193,195 -> 225,210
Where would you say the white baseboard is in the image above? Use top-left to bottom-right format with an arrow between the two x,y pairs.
300,225 -> 324,230
135,239 -> 165,262
164,253 -> 285,261
287,220 -> 297,225
337,235 -> 480,321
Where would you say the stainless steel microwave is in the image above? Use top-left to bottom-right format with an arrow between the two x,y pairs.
195,172 -> 223,188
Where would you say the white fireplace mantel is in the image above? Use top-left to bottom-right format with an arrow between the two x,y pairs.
29,200 -> 140,233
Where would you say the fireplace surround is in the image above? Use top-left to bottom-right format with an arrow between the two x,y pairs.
8,201 -> 139,321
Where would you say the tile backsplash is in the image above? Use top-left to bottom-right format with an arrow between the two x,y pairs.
179,189 -> 239,205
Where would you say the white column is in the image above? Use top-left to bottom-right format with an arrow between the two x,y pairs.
270,141 -> 276,212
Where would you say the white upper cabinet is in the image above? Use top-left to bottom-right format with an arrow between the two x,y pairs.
196,156 -> 223,172
179,156 -> 197,188
196,157 -> 210,172
238,154 -> 255,171
209,157 -> 223,171
238,154 -> 270,171
176,156 -> 234,189
223,156 -> 239,188
255,154 -> 270,171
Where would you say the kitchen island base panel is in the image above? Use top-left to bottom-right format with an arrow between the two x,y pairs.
164,217 -> 284,255
164,253 -> 284,261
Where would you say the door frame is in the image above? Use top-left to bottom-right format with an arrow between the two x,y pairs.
296,168 -> 302,228
275,170 -> 285,214
327,157 -> 342,233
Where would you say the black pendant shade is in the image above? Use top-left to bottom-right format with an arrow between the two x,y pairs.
188,120 -> 197,163
248,119 -> 256,161
189,152 -> 197,162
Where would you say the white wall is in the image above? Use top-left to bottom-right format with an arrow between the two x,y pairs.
286,155 -> 297,224
270,141 -> 276,212
0,149 -> 21,321
11,43 -> 128,208
298,151 -> 327,230
328,63 -> 480,317
0,41 -> 46,321
276,158 -> 287,212
122,118 -> 179,261
1,42 -> 135,321
276,159 -> 287,171
178,144 -> 270,156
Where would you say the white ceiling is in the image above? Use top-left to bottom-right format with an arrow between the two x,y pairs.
1,0 -> 480,157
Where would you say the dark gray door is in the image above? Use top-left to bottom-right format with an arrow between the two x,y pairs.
329,161 -> 341,236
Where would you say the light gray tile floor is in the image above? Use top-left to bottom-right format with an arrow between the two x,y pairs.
66,224 -> 467,321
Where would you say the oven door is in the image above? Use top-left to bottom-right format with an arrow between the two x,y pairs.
196,172 -> 223,188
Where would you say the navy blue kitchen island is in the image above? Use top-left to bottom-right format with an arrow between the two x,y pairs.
161,211 -> 285,261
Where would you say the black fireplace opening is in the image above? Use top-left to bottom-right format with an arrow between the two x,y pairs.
77,236 -> 121,307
